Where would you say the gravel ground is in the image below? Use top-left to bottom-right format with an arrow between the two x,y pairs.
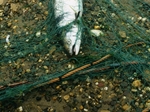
0,0 -> 150,112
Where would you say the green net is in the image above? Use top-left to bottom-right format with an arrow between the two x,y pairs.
0,0 -> 150,105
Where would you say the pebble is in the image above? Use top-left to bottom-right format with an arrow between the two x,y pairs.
56,85 -> 61,90
144,87 -> 150,91
63,95 -> 70,101
18,106 -> 23,112
90,29 -> 104,37
142,17 -> 147,22
132,80 -> 142,87
44,11 -> 48,15
62,81 -> 68,85
0,10 -> 3,16
94,25 -> 100,30
69,92 -> 74,97
43,66 -> 48,69
83,108 -> 88,112
10,3 -> 19,12
131,88 -> 138,92
26,69 -> 30,73
79,105 -> 83,110
119,31 -> 126,38
52,96 -> 57,101
104,87 -> 108,90
12,25 -> 17,30
145,100 -> 150,108
148,48 -> 150,52
36,31 -> 41,37
79,88 -> 83,93
95,82 -> 99,85
122,104 -> 131,111
38,59 -> 42,62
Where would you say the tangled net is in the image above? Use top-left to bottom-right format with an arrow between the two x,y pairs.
0,0 -> 150,101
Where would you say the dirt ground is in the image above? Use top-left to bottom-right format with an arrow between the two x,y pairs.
0,0 -> 150,112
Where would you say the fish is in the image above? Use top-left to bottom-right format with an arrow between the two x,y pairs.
54,0 -> 83,55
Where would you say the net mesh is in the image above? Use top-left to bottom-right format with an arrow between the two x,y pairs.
0,0 -> 150,101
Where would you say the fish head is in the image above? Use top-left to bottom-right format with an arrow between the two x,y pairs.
63,26 -> 81,55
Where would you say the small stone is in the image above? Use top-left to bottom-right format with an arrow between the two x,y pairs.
39,2 -> 42,6
94,25 -> 100,30
18,106 -> 23,112
7,22 -> 12,27
119,31 -> 126,38
122,104 -> 131,111
97,95 -> 102,98
36,31 -> 41,37
69,92 -> 74,97
38,59 -> 42,62
79,105 -> 83,110
146,100 -> 150,108
104,87 -> 108,90
43,66 -> 48,69
90,29 -> 104,37
122,96 -> 126,99
26,69 -> 30,73
137,16 -> 142,21
83,108 -> 88,112
44,11 -> 48,15
79,88 -> 83,93
45,70 -> 49,73
52,96 -> 57,101
62,81 -> 68,85
56,85 -> 61,90
67,64 -> 72,69
131,89 -> 138,92
11,3 -> 19,12
63,95 -> 70,101
12,25 -> 17,30
0,10 -> 4,16
148,48 -> 150,52
142,17 -> 147,22
95,82 -> 99,85
101,79 -> 105,82
144,87 -> 150,91
132,80 -> 142,87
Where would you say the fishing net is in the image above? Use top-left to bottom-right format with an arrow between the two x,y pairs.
0,0 -> 150,106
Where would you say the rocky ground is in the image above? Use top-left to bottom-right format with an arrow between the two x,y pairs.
0,0 -> 150,112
